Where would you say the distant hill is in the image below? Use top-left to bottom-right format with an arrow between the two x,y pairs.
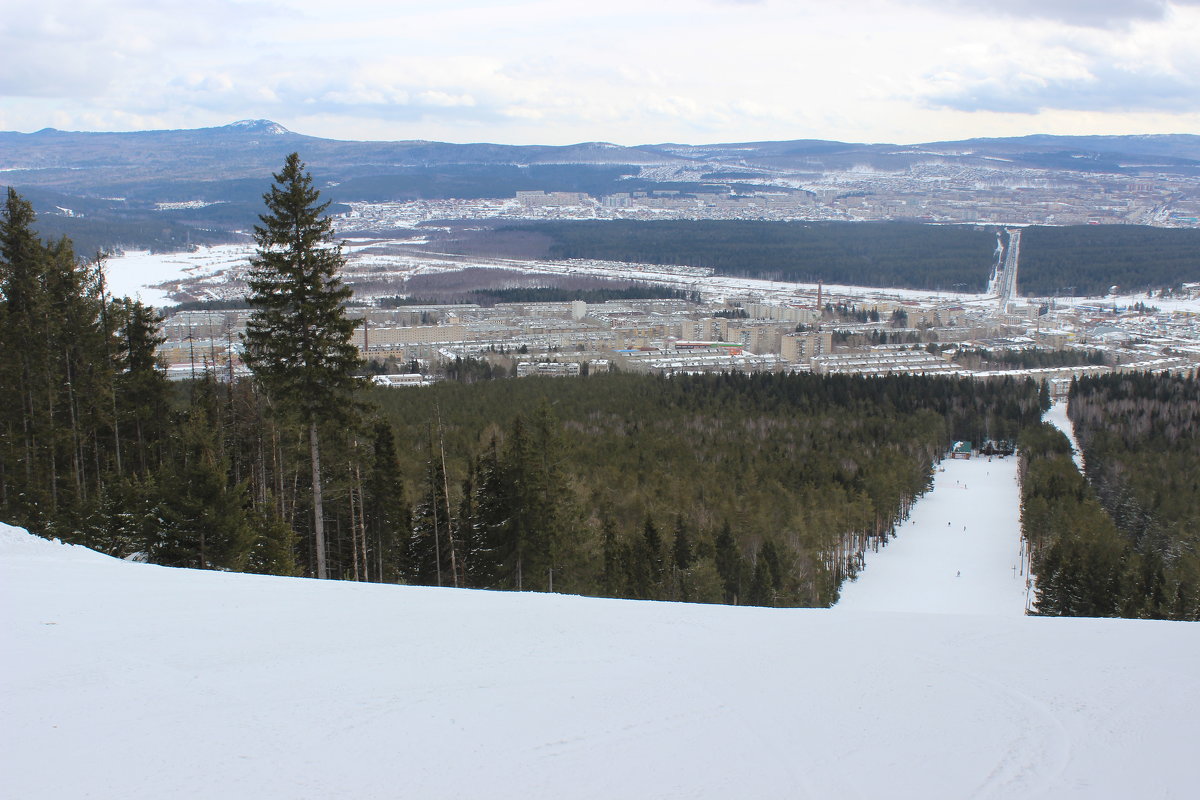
4,120 -> 1198,197
3,120 -> 1199,254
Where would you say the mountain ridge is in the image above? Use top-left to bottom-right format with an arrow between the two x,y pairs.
4,120 -> 1198,254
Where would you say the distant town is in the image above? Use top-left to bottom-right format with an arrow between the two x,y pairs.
335,160 -> 1200,229
146,227 -> 1200,397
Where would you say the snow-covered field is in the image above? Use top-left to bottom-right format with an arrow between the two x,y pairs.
4,495 -> 1199,798
103,244 -> 256,306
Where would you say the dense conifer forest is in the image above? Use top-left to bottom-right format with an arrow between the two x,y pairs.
502,220 -> 1200,296
1069,373 -> 1199,617
509,220 -> 997,291
368,372 -> 1044,605
1020,226 -> 1200,297
1020,373 -> 1200,620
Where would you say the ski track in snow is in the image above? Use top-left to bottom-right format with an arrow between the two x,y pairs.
1044,401 -> 1085,471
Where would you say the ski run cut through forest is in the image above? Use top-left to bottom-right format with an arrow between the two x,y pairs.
4,433 -> 1199,799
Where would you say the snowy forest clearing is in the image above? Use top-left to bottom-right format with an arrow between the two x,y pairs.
4,522 -> 1199,799
1044,401 -> 1085,470
835,454 -> 1030,615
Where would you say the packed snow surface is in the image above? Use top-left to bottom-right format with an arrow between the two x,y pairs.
3,518 -> 1198,799
1044,400 -> 1085,470
835,453 -> 1030,615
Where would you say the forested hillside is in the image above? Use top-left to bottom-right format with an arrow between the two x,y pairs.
1068,373 -> 1200,618
3,185 -> 240,256
501,220 -> 1200,296
509,220 -> 998,291
1019,374 -> 1200,620
353,372 -> 1045,606
1019,226 -> 1200,297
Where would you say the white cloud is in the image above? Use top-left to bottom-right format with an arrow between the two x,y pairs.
920,6 -> 1200,114
1,0 -> 1197,144
938,0 -> 1200,29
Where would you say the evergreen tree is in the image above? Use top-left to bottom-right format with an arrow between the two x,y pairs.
153,393 -> 254,570
245,505 -> 301,576
363,422 -> 410,583
409,430 -> 454,586
469,434 -> 510,589
759,539 -> 783,593
748,541 -> 781,606
600,517 -> 620,597
642,515 -> 665,586
456,462 -> 480,587
77,475 -> 160,559
715,521 -> 742,604
242,153 -> 363,579
672,514 -> 693,572
112,299 -> 169,475
464,405 -> 575,593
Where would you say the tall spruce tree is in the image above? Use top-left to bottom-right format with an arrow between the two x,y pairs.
113,299 -> 169,475
242,153 -> 363,579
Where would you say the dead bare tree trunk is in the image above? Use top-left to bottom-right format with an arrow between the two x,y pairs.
436,406 -> 459,588
310,420 -> 327,579
354,461 -> 368,582
348,462 -> 360,581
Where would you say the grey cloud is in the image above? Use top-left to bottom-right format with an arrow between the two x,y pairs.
0,0 -> 279,99
163,72 -> 506,127
940,0 -> 1200,29
926,64 -> 1200,114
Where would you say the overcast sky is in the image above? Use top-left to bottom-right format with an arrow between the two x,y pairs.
2,0 -> 1198,145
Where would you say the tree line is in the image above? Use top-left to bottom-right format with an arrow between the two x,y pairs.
500,220 -> 1200,297
507,220 -> 998,292
951,348 -> 1108,371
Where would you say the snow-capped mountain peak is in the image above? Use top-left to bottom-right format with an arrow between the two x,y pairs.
225,119 -> 290,135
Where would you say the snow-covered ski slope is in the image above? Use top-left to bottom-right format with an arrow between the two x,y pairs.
1045,400 -> 1085,471
835,453 -> 1030,615
3,522 -> 1198,799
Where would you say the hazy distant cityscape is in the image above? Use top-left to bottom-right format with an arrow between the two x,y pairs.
140,227 -> 1200,395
